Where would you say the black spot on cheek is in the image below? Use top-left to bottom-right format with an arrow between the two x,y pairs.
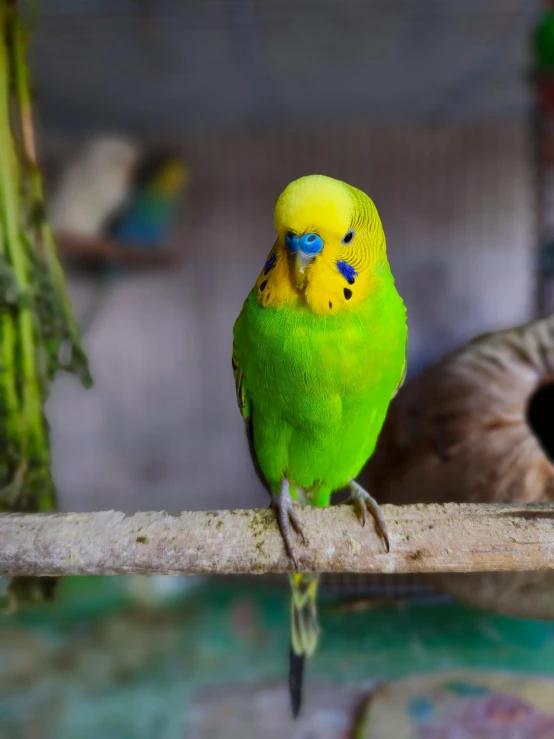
329,300 -> 333,309
344,288 -> 352,300
347,277 -> 355,285
260,279 -> 268,291
265,293 -> 270,303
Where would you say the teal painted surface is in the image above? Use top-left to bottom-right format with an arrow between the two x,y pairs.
1,577 -> 554,737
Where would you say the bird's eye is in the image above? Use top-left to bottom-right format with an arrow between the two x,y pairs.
341,229 -> 355,245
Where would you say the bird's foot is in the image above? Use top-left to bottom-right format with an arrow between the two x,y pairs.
271,479 -> 306,570
347,480 -> 389,553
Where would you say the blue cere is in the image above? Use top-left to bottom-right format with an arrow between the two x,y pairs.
285,232 -> 324,255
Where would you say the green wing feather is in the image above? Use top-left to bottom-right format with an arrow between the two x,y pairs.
232,335 -> 272,494
393,358 -> 407,398
232,341 -> 249,418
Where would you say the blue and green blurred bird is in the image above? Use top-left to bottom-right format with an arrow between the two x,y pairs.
110,157 -> 188,249
232,174 -> 407,716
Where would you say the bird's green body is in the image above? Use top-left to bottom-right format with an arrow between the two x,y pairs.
233,270 -> 406,507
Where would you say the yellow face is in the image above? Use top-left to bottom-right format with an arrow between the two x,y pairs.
254,175 -> 387,315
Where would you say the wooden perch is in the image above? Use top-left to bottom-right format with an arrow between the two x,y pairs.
55,230 -> 179,268
2,503 -> 554,576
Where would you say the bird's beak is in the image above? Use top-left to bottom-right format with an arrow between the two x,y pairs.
284,232 -> 324,290
292,251 -> 316,290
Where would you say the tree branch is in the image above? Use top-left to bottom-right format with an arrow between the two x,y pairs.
2,503 -> 554,576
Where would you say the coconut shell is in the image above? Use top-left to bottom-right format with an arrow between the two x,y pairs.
365,315 -> 554,619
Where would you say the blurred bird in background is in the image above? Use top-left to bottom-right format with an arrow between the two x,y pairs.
48,135 -> 139,239
49,141 -> 189,334
109,151 -> 189,250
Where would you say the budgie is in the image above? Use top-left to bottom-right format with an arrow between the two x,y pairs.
232,174 -> 407,717
48,136 -> 139,238
110,156 -> 188,248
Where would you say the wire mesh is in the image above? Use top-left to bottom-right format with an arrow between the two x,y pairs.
25,0 -> 541,133
24,2 -> 542,603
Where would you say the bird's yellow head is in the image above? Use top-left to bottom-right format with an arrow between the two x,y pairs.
254,175 -> 388,315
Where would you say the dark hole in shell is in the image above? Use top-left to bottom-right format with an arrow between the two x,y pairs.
526,382 -> 554,462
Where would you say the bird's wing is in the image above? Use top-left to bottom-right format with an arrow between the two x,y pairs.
232,340 -> 250,420
232,337 -> 272,494
392,358 -> 407,399
392,313 -> 408,399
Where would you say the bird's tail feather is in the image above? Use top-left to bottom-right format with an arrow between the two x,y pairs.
289,572 -> 319,718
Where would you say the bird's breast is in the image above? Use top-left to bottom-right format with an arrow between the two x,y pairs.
245,295 -> 396,423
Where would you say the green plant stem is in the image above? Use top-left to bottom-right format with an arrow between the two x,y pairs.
0,3 -> 49,510
10,11 -> 91,388
0,5 -> 23,467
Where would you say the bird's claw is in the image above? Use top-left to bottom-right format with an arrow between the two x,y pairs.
271,481 -> 306,569
348,480 -> 390,553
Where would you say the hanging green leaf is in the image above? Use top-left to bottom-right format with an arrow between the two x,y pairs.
0,0 -> 92,611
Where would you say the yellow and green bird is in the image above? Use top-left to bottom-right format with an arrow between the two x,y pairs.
232,174 -> 407,716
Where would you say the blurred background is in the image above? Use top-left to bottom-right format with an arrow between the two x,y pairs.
38,0 -> 536,515
5,1 -> 554,737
